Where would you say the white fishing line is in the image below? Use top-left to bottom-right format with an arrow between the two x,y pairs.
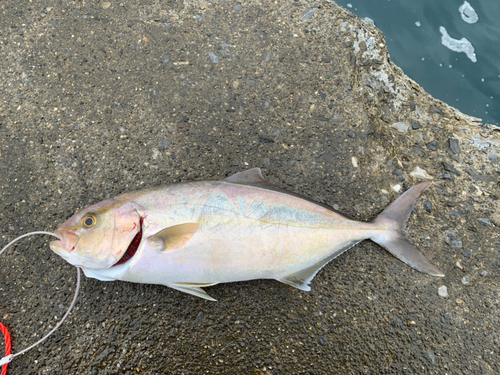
0,231 -> 80,366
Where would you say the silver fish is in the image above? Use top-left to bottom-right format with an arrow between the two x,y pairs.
50,168 -> 443,301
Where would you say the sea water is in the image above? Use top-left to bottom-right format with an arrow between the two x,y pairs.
341,0 -> 499,126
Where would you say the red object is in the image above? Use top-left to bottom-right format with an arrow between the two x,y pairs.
0,321 -> 11,375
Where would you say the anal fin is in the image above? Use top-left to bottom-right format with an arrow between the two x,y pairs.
164,282 -> 218,301
277,241 -> 361,291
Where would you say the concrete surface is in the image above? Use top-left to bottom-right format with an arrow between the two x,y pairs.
0,0 -> 498,374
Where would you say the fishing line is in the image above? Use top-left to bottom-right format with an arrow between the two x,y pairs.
0,232 -> 81,373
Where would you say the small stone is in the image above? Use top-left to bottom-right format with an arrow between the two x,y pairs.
301,8 -> 318,21
440,173 -> 452,179
410,166 -> 433,180
489,153 -> 498,164
392,122 -> 409,132
445,232 -> 462,249
410,120 -> 420,130
233,4 -> 243,11
208,52 -> 219,64
461,275 -> 471,285
423,200 -> 432,213
463,249 -> 471,258
426,141 -> 437,151
332,114 -> 347,124
442,162 -> 461,176
318,336 -> 328,346
429,105 -> 444,115
262,158 -> 270,168
102,1 -> 111,9
438,285 -> 448,297
426,351 -> 436,364
347,130 -> 356,138
195,312 -> 204,322
319,92 -> 327,100
448,138 -> 460,154
262,51 -> 271,63
412,147 -> 424,157
478,218 -> 492,227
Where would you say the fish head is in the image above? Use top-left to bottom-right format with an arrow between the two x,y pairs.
50,199 -> 143,269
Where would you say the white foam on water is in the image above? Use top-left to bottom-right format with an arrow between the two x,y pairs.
439,26 -> 477,63
415,21 -> 421,27
459,1 -> 479,24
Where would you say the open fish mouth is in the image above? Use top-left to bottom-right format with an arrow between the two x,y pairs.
113,217 -> 143,267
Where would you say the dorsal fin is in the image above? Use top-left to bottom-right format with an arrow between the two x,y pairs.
224,168 -> 269,185
223,168 -> 346,215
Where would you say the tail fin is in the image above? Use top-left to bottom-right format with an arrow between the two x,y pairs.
371,183 -> 444,277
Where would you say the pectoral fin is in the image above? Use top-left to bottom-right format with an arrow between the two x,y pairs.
147,223 -> 199,252
164,282 -> 218,301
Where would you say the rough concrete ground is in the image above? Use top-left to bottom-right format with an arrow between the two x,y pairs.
0,0 -> 498,374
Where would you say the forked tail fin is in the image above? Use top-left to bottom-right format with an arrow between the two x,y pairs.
371,183 -> 444,277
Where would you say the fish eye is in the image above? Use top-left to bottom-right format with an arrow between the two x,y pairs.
81,214 -> 98,229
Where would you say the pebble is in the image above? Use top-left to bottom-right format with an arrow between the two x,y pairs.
448,138 -> 460,154
410,120 -> 420,130
442,162 -> 461,176
438,286 -> 448,297
347,130 -> 356,138
429,105 -> 443,115
426,141 -> 437,151
461,275 -> 471,285
412,147 -> 424,157
195,312 -> 204,322
426,351 -> 436,364
478,218 -> 492,227
445,232 -> 463,249
392,122 -> 409,132
423,200 -> 432,213
410,166 -> 433,179
208,52 -> 219,64
301,8 -> 318,21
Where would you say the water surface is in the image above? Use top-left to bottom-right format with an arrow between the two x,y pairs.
342,0 -> 500,125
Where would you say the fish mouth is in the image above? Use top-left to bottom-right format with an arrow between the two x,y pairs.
51,230 -> 79,254
112,217 -> 143,267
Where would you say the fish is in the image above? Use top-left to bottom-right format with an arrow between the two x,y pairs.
50,168 -> 444,301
